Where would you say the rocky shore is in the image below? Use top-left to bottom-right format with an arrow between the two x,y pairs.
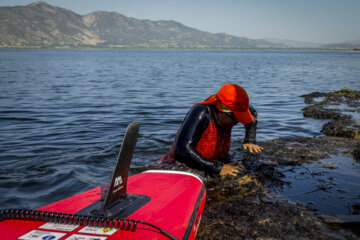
196,88 -> 360,239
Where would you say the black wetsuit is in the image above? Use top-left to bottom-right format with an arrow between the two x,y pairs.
174,104 -> 257,176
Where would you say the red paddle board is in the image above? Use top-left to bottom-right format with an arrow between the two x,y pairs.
0,122 -> 206,239
0,170 -> 206,240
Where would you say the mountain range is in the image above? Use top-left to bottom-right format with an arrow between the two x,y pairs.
0,1 -> 284,49
0,1 -> 359,49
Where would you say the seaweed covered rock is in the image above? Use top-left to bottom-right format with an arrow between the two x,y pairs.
301,88 -> 360,139
197,173 -> 359,240
195,138 -> 360,239
322,116 -> 360,138
354,145 -> 360,162
258,136 -> 360,165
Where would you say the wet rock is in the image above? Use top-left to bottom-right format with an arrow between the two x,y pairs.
301,88 -> 360,139
258,136 -> 360,165
352,203 -> 360,215
196,138 -> 360,239
322,116 -> 360,138
198,174 -> 359,240
354,145 -> 360,162
334,88 -> 360,99
303,105 -> 341,119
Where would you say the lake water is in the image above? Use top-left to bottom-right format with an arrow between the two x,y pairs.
1,49 -> 360,211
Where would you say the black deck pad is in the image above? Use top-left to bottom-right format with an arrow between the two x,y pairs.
76,194 -> 151,218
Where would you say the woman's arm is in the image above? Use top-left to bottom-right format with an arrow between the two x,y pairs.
174,104 -> 224,176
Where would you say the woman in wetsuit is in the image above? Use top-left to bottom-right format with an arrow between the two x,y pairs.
162,84 -> 263,177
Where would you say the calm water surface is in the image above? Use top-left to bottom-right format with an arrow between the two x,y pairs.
1,50 -> 359,212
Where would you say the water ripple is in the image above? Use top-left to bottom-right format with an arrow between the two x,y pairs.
0,49 -> 359,209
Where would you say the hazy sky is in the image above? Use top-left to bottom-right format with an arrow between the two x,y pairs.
2,0 -> 360,44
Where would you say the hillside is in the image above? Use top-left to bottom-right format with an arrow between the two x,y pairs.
0,1 -> 285,49
323,41 -> 360,50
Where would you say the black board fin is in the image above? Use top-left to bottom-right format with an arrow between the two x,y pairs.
76,121 -> 151,218
101,121 -> 140,210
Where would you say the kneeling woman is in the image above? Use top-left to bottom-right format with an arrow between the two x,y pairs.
162,84 -> 263,177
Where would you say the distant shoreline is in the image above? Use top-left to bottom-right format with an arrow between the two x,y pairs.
0,46 -> 359,51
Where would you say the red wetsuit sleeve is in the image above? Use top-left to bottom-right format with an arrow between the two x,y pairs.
174,104 -> 224,176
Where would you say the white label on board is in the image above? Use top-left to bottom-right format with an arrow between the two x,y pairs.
39,222 -> 80,232
78,226 -> 118,235
65,234 -> 108,240
18,230 -> 66,240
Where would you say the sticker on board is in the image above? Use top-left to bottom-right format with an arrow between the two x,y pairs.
65,234 -> 108,240
39,222 -> 80,232
18,230 -> 66,240
78,226 -> 118,235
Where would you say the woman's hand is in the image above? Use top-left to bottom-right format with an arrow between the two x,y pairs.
220,164 -> 241,176
243,143 -> 264,153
